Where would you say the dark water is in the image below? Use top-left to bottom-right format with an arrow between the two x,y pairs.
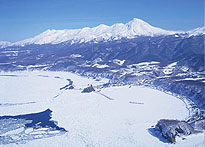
0,75 -> 19,77
0,109 -> 67,145
60,79 -> 73,90
54,76 -> 62,79
0,109 -> 66,131
37,75 -> 49,78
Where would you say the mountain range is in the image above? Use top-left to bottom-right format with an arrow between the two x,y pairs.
0,18 -> 204,47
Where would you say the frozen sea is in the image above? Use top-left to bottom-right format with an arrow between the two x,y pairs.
0,71 -> 204,147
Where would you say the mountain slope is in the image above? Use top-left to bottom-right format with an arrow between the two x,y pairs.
0,34 -> 204,72
186,26 -> 205,36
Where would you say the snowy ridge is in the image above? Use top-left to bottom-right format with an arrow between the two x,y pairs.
1,18 -> 204,47
186,26 -> 205,36
4,18 -> 180,47
0,41 -> 11,48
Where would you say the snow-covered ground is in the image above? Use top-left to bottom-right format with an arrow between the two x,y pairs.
0,71 -> 204,147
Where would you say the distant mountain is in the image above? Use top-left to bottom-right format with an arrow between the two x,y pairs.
1,18 -> 204,48
0,18 -> 204,73
0,41 -> 11,48
0,18 -> 184,47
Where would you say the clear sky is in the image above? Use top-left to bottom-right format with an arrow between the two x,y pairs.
0,0 -> 204,42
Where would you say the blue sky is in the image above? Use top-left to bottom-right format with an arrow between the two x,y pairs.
0,0 -> 204,42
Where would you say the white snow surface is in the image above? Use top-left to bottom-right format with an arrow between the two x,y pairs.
0,41 -> 11,48
5,18 -> 181,47
0,71 -> 204,147
92,63 -> 109,68
70,54 -> 83,58
163,62 -> 178,75
186,26 -> 205,36
113,59 -> 125,66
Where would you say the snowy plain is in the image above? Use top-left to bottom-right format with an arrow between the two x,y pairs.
0,71 -> 204,147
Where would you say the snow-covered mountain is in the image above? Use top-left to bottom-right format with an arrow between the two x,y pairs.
2,18 -> 183,47
186,26 -> 205,36
1,18 -> 204,47
0,41 -> 11,48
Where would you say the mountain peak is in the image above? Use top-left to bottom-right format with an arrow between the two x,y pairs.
129,18 -> 148,24
124,18 -> 176,36
126,18 -> 150,29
